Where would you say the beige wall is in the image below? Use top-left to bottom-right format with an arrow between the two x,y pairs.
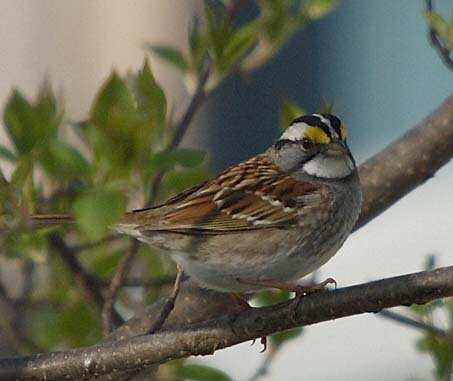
0,0 -> 197,147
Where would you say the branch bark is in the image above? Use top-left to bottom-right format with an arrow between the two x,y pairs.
0,267 -> 452,380
356,95 -> 453,229
0,95 -> 452,380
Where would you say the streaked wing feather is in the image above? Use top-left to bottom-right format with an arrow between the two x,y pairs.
134,154 -> 329,234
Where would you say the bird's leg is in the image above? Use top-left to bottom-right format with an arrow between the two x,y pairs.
237,277 -> 336,331
289,277 -> 337,312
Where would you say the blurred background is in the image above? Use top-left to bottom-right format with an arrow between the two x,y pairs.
0,1 -> 452,380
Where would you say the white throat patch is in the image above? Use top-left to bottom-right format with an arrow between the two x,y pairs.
303,153 -> 354,179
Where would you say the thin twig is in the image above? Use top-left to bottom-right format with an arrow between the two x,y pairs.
378,309 -> 448,337
0,280 -> 42,353
148,266 -> 185,334
72,234 -> 123,253
48,233 -> 124,327
425,0 -> 453,70
102,240 -> 140,336
97,275 -> 177,289
226,0 -> 247,23
247,345 -> 279,381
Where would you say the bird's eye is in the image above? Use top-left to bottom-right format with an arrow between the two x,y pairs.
301,137 -> 313,150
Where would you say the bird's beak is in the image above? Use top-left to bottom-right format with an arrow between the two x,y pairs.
325,141 -> 348,156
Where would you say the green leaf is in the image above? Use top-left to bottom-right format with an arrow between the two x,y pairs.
89,72 -> 141,170
255,289 -> 291,306
73,189 -> 126,241
303,0 -> 338,20
222,22 -> 260,71
10,156 -> 33,189
203,0 -> 232,63
91,72 -> 136,130
0,145 -> 17,162
3,86 -> 61,155
425,11 -> 449,41
176,364 -> 232,381
32,299 -> 100,349
87,248 -> 124,278
4,91 -> 38,154
151,45 -> 189,71
89,66 -> 167,174
0,167 -> 6,185
159,168 -> 211,203
448,25 -> 453,50
188,18 -> 210,72
40,141 -> 91,179
55,300 -> 100,347
319,97 -> 335,114
270,327 -> 303,346
132,59 -> 167,127
280,98 -> 305,130
150,148 -> 206,171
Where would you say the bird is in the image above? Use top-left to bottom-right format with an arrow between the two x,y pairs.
32,113 -> 362,294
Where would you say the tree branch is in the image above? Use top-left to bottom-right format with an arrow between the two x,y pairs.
102,240 -> 140,336
356,95 -> 453,229
378,310 -> 448,337
0,267 -> 451,380
48,233 -> 124,328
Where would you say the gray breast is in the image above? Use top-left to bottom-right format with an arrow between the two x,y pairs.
292,171 -> 362,273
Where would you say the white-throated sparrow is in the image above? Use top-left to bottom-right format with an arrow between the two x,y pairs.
33,114 -> 361,293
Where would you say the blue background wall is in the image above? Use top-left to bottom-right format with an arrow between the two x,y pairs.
202,0 -> 452,168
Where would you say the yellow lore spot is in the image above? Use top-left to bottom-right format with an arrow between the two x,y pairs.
305,126 -> 330,144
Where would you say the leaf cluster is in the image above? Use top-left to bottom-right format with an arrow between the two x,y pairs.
411,298 -> 453,380
151,0 -> 338,92
425,8 -> 453,51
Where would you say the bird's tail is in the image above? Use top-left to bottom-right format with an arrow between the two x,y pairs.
29,214 -> 75,226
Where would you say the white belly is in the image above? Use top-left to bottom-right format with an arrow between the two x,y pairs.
169,231 -> 342,293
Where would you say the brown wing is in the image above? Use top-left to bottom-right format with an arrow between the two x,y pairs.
127,154 -> 330,234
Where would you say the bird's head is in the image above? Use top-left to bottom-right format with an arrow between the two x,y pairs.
273,113 -> 356,179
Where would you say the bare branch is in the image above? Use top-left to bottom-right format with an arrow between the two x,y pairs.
0,266 -> 451,380
102,240 -> 140,336
247,345 -> 279,381
148,266 -> 184,334
378,309 -> 448,337
48,233 -> 124,327
356,95 -> 453,229
72,234 -> 123,253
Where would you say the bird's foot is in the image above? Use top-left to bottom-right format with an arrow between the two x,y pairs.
230,292 -> 252,311
237,277 -> 336,295
289,277 -> 337,317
